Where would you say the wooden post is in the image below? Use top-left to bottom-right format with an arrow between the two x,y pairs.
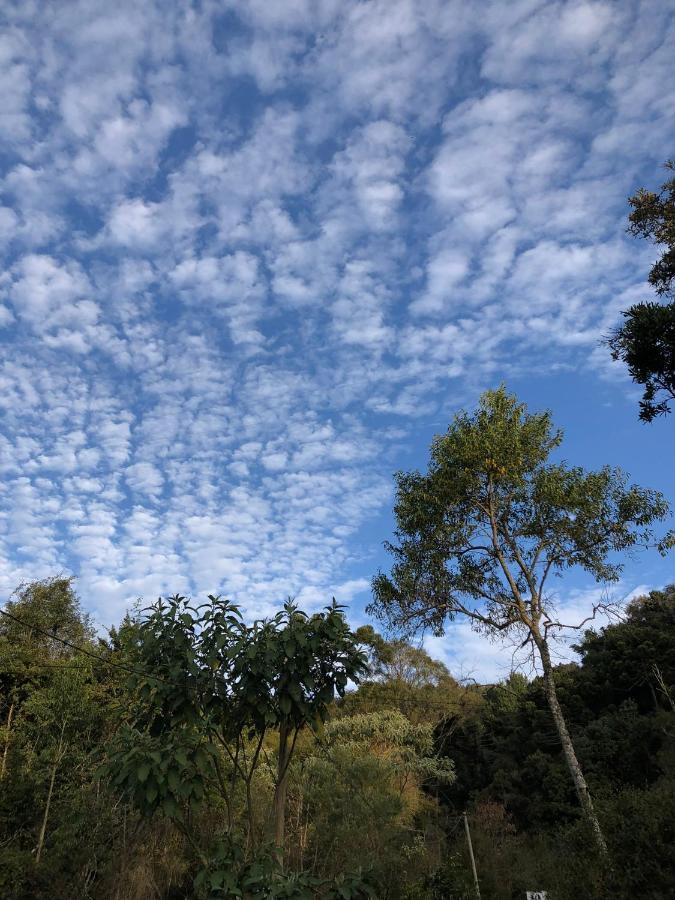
464,811 -> 481,900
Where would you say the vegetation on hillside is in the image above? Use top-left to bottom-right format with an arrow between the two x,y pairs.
1,390 -> 672,898
1,575 -> 674,898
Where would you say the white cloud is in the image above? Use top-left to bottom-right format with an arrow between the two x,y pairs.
2,255 -> 105,351
0,0 -> 672,651
330,121 -> 409,231
332,259 -> 394,350
0,32 -> 33,144
171,251 -> 266,346
125,462 -> 164,498
481,1 -> 620,88
412,248 -> 471,316
421,581 -> 648,684
108,199 -> 165,249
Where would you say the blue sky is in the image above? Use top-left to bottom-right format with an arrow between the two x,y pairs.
1,0 -> 673,680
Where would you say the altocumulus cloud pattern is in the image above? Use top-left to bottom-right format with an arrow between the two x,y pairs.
0,1 -> 673,630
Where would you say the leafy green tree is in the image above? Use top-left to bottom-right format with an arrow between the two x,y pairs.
607,160 -> 675,421
369,387 -> 670,855
355,627 -> 452,688
1,576 -> 96,782
574,584 -> 675,714
436,586 -> 675,897
607,302 -> 675,422
103,594 -> 368,887
628,161 -> 675,297
0,579 -> 119,898
23,664 -> 100,863
0,577 -> 95,653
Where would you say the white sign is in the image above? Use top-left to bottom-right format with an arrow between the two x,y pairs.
526,894 -> 548,900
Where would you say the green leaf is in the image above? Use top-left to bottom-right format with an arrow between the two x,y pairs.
168,769 -> 180,792
162,797 -> 178,818
210,870 -> 228,889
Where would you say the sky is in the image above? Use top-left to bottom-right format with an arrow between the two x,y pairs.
1,0 -> 674,681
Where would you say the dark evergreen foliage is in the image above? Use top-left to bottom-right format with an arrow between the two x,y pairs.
2,578 -> 674,897
607,160 -> 675,421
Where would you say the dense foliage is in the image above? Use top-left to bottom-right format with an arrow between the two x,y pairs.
434,586 -> 675,898
0,581 -> 454,898
607,159 -> 675,421
1,577 -> 674,898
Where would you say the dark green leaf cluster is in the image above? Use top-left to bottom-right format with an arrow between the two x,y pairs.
607,301 -> 675,421
102,726 -> 217,817
607,159 -> 675,421
121,594 -> 368,744
194,839 -> 376,898
627,161 -> 675,297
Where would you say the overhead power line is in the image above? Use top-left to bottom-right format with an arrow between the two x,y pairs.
0,606 -> 170,684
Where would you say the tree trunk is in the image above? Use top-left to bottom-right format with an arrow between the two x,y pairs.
35,720 -> 66,864
272,720 -> 290,868
1,701 -> 14,780
537,638 -> 608,857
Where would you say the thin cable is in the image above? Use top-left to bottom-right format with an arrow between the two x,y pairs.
0,606 -> 171,684
2,663 -> 94,670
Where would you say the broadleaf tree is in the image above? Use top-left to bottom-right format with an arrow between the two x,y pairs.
607,159 -> 675,421
369,387 -> 670,857
103,593 -> 368,881
0,576 -> 95,789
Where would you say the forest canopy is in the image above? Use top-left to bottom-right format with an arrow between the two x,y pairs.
2,575 -> 674,898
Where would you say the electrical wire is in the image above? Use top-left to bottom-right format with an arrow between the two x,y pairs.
0,606 -> 171,684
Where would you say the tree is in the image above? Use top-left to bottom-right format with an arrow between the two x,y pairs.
573,585 -> 675,715
0,576 -> 95,669
291,710 -> 454,893
355,626 -> 453,689
0,577 -> 94,647
104,594 -> 368,887
1,577 -> 95,784
0,579 -> 116,897
369,387 -> 670,856
346,627 -> 466,725
433,586 -> 675,897
24,664 -> 98,864
607,160 -> 675,421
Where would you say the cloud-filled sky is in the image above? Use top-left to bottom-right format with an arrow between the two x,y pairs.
1,0 -> 673,680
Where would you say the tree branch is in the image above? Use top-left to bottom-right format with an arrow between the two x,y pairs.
542,600 -> 616,637
485,489 -> 532,628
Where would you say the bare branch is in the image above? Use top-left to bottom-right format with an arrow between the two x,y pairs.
652,664 -> 675,712
542,596 -> 621,638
